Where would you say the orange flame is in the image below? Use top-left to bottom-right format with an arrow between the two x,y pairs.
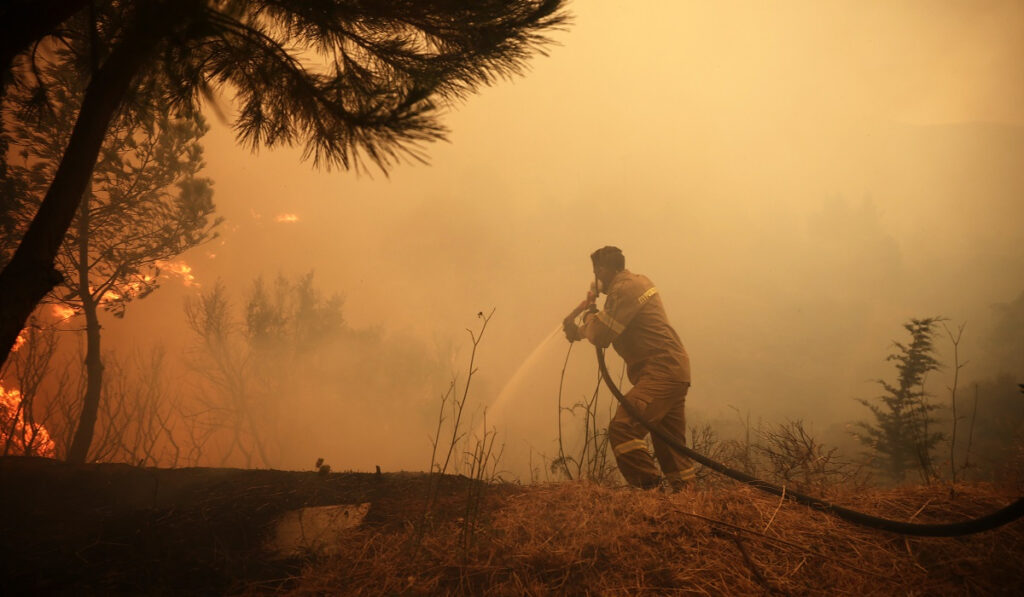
12,329 -> 27,353
51,304 -> 77,322
0,383 -> 56,458
102,274 -> 161,304
155,259 -> 197,287
275,213 -> 300,223
89,263 -> 198,304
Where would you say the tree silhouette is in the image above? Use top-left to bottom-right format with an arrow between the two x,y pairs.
854,317 -> 945,482
184,272 -> 347,468
3,51 -> 221,462
0,0 -> 569,370
0,0 -> 90,93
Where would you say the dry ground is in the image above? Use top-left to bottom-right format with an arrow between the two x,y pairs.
2,456 -> 1022,595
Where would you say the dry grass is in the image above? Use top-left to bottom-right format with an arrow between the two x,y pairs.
280,481 -> 1024,596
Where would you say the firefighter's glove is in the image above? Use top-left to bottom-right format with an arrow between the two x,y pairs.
562,314 -> 581,343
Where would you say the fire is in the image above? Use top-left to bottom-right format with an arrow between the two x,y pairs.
0,383 -> 56,458
71,263 -> 199,307
275,213 -> 300,223
155,259 -> 197,287
97,273 -> 164,305
51,304 -> 77,321
12,329 -> 27,352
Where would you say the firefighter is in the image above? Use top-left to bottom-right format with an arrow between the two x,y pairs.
562,246 -> 695,491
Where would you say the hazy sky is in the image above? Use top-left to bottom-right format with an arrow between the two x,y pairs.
103,1 -> 1024,474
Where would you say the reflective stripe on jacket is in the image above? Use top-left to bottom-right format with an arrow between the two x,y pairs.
578,269 -> 690,385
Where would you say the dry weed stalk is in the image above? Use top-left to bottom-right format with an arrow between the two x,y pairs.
554,348 -> 618,485
555,342 -> 574,480
420,309 -> 502,553
433,309 -> 494,478
461,408 -> 504,550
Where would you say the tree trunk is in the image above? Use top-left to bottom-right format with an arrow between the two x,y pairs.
67,184 -> 102,464
0,16 -> 161,372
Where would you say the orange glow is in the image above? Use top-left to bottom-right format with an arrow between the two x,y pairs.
51,304 -> 77,321
0,383 -> 56,458
156,259 -> 197,287
275,213 -> 300,223
12,330 -> 27,353
32,2 -> 1022,476
96,275 -> 160,305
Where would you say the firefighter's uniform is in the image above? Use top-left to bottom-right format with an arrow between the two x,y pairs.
576,270 -> 694,489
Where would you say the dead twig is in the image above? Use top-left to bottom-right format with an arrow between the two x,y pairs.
731,533 -> 787,596
764,485 -> 786,532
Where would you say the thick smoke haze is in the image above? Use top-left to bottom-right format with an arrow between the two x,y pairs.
98,1 -> 1024,476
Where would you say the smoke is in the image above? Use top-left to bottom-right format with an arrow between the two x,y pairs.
79,1 -> 1024,474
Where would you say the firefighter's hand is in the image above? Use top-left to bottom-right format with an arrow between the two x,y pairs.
562,314 -> 581,342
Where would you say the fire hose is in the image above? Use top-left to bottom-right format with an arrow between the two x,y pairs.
595,346 -> 1024,537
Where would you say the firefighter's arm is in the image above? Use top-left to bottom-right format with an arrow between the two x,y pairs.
563,284 -> 601,342
562,299 -> 594,342
577,282 -> 644,348
578,308 -> 616,348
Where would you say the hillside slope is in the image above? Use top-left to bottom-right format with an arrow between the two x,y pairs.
2,457 -> 1021,595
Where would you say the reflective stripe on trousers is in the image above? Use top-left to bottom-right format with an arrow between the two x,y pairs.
665,465 -> 696,483
612,438 -> 648,456
608,378 -> 691,488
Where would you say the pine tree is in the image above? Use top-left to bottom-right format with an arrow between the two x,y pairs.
2,50 -> 220,463
855,317 -> 945,482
